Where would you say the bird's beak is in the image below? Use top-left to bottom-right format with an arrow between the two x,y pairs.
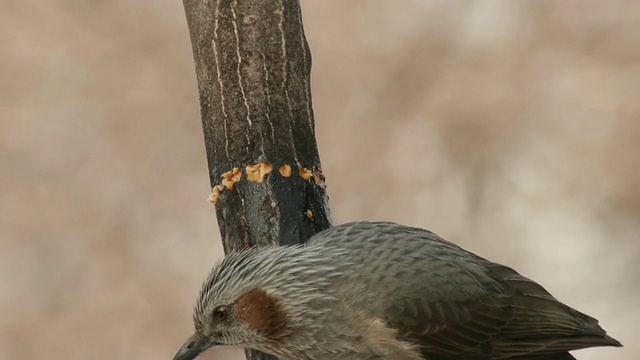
172,334 -> 211,360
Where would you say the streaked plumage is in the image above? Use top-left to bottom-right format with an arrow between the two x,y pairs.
173,221 -> 621,360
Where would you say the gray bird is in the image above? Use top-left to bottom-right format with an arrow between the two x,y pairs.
173,221 -> 621,360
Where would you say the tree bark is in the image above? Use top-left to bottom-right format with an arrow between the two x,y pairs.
182,0 -> 331,359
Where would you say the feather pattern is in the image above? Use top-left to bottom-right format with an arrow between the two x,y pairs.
308,221 -> 621,359
192,221 -> 621,359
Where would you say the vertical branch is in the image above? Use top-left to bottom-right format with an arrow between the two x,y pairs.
182,1 -> 331,359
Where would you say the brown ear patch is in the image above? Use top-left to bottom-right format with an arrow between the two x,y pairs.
235,288 -> 289,339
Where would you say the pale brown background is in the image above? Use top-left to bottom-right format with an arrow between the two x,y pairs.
1,1 -> 638,359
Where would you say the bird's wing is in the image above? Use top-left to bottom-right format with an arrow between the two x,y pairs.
310,222 -> 620,359
382,277 -> 512,358
384,261 -> 620,359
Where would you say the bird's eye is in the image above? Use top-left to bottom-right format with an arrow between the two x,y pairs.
213,306 -> 229,322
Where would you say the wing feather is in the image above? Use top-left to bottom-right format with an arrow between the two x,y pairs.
309,222 -> 621,359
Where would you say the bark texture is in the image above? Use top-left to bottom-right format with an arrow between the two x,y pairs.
182,1 -> 331,359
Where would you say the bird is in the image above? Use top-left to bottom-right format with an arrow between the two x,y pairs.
172,221 -> 621,360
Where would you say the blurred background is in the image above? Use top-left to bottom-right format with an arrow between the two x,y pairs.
1,1 -> 638,359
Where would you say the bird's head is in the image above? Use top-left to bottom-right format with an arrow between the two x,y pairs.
172,248 -> 291,360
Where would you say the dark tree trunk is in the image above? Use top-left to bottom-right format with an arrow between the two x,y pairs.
182,0 -> 331,359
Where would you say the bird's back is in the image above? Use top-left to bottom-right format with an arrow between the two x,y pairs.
308,221 -> 621,359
